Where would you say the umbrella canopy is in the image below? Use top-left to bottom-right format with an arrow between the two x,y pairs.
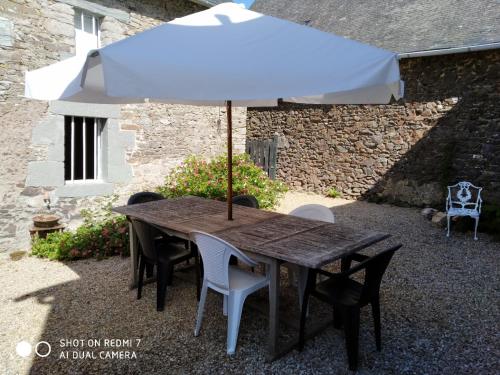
24,2 -> 403,219
25,2 -> 402,106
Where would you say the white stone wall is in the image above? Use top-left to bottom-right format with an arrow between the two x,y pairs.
0,0 -> 246,252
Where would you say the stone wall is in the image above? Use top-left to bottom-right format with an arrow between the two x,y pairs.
247,50 -> 500,207
0,0 -> 246,252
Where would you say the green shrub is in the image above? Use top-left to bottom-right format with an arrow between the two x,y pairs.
156,153 -> 287,209
31,197 -> 129,260
326,188 -> 342,198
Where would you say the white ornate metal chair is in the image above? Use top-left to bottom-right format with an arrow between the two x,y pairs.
446,181 -> 482,240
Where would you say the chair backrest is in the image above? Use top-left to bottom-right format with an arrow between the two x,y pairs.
190,231 -> 258,292
232,194 -> 260,209
128,191 -> 164,205
348,244 -> 402,304
289,204 -> 335,223
130,219 -> 160,262
128,192 -> 165,257
446,181 -> 482,212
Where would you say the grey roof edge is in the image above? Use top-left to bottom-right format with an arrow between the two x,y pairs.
251,0 -> 499,55
398,42 -> 500,59
186,1 -> 499,58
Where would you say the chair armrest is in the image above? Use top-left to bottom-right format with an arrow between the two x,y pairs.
340,253 -> 369,272
342,260 -> 369,277
445,194 -> 451,212
345,253 -> 369,262
316,269 -> 337,278
343,244 -> 403,277
232,251 -> 259,268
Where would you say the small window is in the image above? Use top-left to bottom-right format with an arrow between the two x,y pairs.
74,8 -> 101,56
64,116 -> 105,183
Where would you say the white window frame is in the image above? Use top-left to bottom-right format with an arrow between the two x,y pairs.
74,8 -> 101,56
65,116 -> 104,184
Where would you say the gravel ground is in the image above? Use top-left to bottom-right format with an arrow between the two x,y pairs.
0,192 -> 499,374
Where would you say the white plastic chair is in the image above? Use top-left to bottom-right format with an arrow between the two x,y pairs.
289,204 -> 336,223
190,231 -> 270,355
446,181 -> 482,240
285,204 -> 335,312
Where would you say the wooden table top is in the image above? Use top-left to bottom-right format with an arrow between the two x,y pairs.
114,196 -> 390,269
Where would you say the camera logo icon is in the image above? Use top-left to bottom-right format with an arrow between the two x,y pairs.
16,341 -> 51,358
15,341 -> 31,357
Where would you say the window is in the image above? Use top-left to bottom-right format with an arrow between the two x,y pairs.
74,8 -> 101,56
64,116 -> 105,182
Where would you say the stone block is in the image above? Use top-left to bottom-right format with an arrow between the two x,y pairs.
431,212 -> 447,227
48,3 -> 74,16
26,195 -> 46,208
49,101 -> 121,119
45,19 -> 74,38
32,115 -> 62,144
421,207 -> 438,220
103,119 -> 134,184
0,17 -> 13,47
21,187 -> 43,197
26,161 -> 65,187
121,124 -> 141,131
55,183 -> 114,198
58,0 -> 130,22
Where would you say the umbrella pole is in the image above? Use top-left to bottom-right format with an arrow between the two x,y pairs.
226,100 -> 233,220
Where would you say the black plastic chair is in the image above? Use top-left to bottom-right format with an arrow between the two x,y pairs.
127,192 -> 199,301
128,191 -> 190,275
128,192 -> 166,278
131,219 -> 197,311
128,192 -> 188,246
298,244 -> 402,371
232,194 -> 259,209
127,191 -> 164,205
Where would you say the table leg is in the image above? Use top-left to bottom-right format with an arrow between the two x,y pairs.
129,222 -> 139,289
268,259 -> 280,360
191,240 -> 201,301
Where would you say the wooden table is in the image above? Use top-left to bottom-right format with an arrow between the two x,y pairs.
114,196 -> 389,360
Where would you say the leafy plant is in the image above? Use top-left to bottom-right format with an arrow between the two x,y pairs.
31,196 -> 129,260
326,187 -> 342,198
156,153 -> 287,209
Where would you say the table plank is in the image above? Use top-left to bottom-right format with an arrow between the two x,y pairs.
177,206 -> 281,234
258,223 -> 390,268
114,196 -> 226,222
214,214 -> 325,251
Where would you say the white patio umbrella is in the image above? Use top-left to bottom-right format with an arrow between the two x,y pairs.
25,2 -> 403,219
